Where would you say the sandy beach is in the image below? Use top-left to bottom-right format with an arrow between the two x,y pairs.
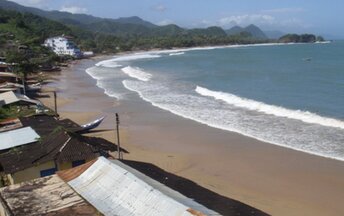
39,57 -> 344,216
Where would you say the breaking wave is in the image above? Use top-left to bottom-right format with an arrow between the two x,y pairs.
121,66 -> 152,82
196,86 -> 344,129
169,52 -> 185,56
96,53 -> 161,68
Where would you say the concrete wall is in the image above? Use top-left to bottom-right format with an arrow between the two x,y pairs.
11,159 -> 90,184
58,162 -> 72,170
12,161 -> 55,184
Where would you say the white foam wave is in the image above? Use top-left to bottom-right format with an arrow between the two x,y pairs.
96,53 -> 161,68
122,80 -> 344,161
121,66 -> 152,82
169,52 -> 185,56
315,41 -> 331,44
85,67 -> 125,100
196,86 -> 344,129
95,59 -> 122,68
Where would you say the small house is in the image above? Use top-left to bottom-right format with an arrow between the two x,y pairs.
0,115 -> 117,185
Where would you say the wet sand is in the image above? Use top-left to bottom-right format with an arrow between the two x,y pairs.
40,57 -> 344,216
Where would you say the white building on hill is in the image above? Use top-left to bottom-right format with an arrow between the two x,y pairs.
44,36 -> 82,58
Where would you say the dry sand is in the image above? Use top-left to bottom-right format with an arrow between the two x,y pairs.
39,58 -> 344,216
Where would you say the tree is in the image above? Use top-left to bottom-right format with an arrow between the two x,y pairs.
6,50 -> 36,95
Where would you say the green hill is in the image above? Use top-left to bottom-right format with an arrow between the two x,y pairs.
226,24 -> 267,39
0,0 -> 274,56
278,34 -> 317,43
0,0 -> 231,38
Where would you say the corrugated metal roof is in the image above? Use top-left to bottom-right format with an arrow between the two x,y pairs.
0,72 -> 17,78
68,157 -> 194,216
112,160 -> 220,216
0,91 -> 19,106
0,126 -> 40,150
0,91 -> 40,107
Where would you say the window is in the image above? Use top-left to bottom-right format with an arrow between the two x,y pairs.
72,160 -> 86,167
40,168 -> 56,177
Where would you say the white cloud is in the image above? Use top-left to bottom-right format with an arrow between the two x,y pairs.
60,6 -> 88,14
157,19 -> 174,26
152,4 -> 167,12
218,14 -> 275,27
262,8 -> 305,14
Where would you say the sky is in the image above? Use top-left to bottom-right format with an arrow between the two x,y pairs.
7,0 -> 344,38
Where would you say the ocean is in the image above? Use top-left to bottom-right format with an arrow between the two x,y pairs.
86,41 -> 344,161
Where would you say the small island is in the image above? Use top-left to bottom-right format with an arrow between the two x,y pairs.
278,34 -> 325,43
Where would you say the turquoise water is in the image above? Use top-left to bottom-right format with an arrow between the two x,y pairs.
87,42 -> 344,160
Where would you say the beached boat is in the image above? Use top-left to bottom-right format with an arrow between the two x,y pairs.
76,116 -> 105,133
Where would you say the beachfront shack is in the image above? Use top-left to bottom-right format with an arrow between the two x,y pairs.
0,63 -> 8,73
0,175 -> 98,215
0,91 -> 40,107
0,73 -> 17,84
0,157 -> 217,216
0,115 -> 117,186
58,157 -> 218,216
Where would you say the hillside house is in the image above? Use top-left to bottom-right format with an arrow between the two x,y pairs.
44,36 -> 82,58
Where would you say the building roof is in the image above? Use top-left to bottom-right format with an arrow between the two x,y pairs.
0,127 -> 117,174
0,72 -> 17,78
0,126 -> 40,151
62,157 -> 207,216
0,175 -> 99,215
0,114 -> 117,174
0,118 -> 22,132
0,91 -> 40,107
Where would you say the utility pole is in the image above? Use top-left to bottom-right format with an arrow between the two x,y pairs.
21,75 -> 26,95
116,113 -> 121,160
53,91 -> 57,117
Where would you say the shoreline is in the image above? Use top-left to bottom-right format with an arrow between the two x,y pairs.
94,43 -> 344,162
40,55 -> 344,215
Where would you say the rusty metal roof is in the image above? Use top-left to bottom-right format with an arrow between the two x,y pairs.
0,175 -> 99,215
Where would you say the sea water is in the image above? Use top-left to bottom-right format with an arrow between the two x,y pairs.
87,41 -> 344,161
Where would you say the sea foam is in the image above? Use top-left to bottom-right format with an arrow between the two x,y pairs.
169,52 -> 185,56
196,86 -> 344,129
122,80 -> 344,161
96,53 -> 161,68
121,66 -> 152,82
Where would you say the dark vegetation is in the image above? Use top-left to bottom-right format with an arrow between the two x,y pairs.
278,34 -> 324,43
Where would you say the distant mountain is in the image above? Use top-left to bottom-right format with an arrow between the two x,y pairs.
188,26 -> 227,37
0,0 -> 235,39
264,30 -> 285,39
245,25 -> 267,39
225,26 -> 244,35
0,0 -> 157,28
0,0 -> 98,24
113,16 -> 157,28
226,24 -> 267,39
